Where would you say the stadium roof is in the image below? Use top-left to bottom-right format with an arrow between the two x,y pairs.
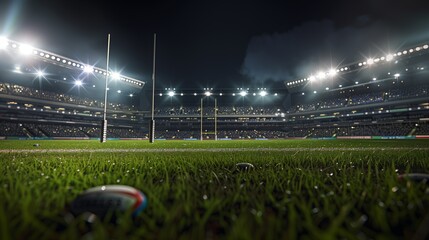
0,37 -> 145,89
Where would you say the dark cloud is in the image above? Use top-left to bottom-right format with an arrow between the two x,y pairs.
241,15 -> 429,83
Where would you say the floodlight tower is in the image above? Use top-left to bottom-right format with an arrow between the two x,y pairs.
101,34 -> 111,143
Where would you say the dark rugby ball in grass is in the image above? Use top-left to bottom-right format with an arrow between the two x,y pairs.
235,163 -> 255,171
69,185 -> 148,222
398,173 -> 429,183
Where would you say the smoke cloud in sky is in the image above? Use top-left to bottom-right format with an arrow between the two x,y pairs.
241,16 -> 429,83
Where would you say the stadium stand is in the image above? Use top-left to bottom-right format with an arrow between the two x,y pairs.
1,39 -> 429,140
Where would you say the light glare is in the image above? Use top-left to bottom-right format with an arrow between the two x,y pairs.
19,44 -> 33,55
84,65 -> 94,73
0,37 -> 8,49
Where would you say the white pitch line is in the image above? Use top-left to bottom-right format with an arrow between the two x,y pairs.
0,147 -> 428,153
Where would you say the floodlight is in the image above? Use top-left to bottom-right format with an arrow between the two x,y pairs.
112,72 -> 120,80
194,93 -> 197,96
394,73 -> 400,78
317,72 -> 326,79
259,90 -> 267,96
13,66 -> 22,73
36,70 -> 45,78
0,37 -> 8,49
84,65 -> 94,73
205,91 -> 211,96
239,91 -> 247,96
372,77 -> 377,81
75,80 -> 83,86
328,69 -> 337,76
309,75 -> 316,81
424,44 -> 428,49
386,54 -> 393,61
117,90 -> 121,93
19,44 -> 33,55
129,94 -> 133,97
367,58 -> 374,65
219,93 -> 223,96
168,91 -> 175,97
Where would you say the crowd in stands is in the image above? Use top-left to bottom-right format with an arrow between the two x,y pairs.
288,85 -> 429,113
2,121 -> 428,139
156,130 -> 287,139
155,106 -> 284,116
415,124 -> 429,135
0,82 -> 136,111
0,122 -> 146,138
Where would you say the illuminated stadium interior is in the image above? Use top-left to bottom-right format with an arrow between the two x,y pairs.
0,37 -> 428,140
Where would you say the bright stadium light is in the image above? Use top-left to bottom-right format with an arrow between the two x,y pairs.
19,44 -> 33,55
309,75 -> 316,82
112,72 -> 121,80
13,66 -> 22,73
204,91 -> 211,96
129,93 -> 133,97
394,73 -> 400,78
75,80 -> 83,86
328,69 -> 337,76
0,37 -> 8,49
367,58 -> 374,65
259,90 -> 267,96
36,70 -> 45,78
317,71 -> 326,79
117,90 -> 121,93
83,65 -> 94,73
386,54 -> 393,61
239,90 -> 247,96
168,91 -> 175,97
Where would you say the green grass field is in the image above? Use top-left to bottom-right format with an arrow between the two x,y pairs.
1,140 -> 429,240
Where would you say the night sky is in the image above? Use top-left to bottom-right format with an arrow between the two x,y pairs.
1,0 -> 428,90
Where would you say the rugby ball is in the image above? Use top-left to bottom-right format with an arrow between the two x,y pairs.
69,185 -> 147,220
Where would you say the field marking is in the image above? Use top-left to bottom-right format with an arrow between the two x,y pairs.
0,147 -> 428,153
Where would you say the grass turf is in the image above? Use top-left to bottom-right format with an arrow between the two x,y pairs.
1,139 -> 429,239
